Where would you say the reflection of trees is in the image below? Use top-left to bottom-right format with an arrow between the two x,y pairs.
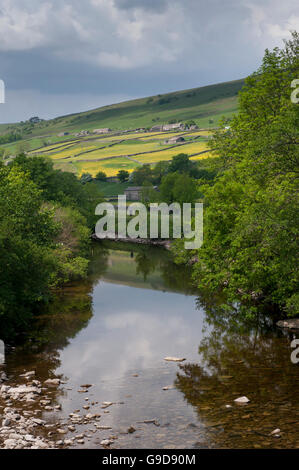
160,261 -> 195,295
135,248 -> 158,281
175,305 -> 299,448
3,243 -> 111,377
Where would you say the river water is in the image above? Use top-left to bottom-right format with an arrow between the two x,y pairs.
1,242 -> 298,448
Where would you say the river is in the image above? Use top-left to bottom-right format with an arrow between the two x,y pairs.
0,242 -> 298,448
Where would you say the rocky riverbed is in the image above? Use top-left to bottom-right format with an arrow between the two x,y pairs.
0,371 -> 130,449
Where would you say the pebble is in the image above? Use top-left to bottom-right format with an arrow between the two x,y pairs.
164,357 -> 186,362
44,379 -> 60,386
234,396 -> 250,404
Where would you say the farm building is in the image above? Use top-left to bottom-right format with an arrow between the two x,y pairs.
93,128 -> 112,134
162,123 -> 185,131
150,125 -> 163,132
125,186 -> 159,201
57,132 -> 69,137
124,186 -> 143,201
75,130 -> 90,136
164,136 -> 185,144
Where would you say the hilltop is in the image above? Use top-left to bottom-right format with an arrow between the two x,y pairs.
0,78 -> 244,178
0,78 -> 244,137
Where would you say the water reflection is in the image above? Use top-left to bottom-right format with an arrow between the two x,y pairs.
175,310 -> 299,448
0,242 -> 298,449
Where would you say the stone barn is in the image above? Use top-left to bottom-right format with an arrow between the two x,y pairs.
164,136 -> 185,144
124,186 -> 143,201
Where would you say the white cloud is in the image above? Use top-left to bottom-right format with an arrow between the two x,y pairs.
0,0 -> 51,50
0,0 -> 297,70
0,0 -> 298,121
266,15 -> 299,40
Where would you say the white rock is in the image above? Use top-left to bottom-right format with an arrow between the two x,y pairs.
4,439 -> 17,448
270,428 -> 281,435
44,379 -> 60,386
8,385 -> 41,395
234,396 -> 250,404
164,357 -> 186,362
20,371 -> 35,378
101,439 -> 113,446
32,418 -> 46,426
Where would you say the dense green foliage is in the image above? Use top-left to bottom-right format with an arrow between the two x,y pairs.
0,155 -> 103,331
159,172 -> 198,205
117,169 -> 130,182
95,170 -> 107,181
0,132 -> 22,145
174,33 -> 299,317
131,153 -> 203,187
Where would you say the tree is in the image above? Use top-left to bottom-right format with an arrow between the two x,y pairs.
0,155 -> 99,332
95,170 -> 107,181
80,172 -> 93,184
160,172 -> 198,205
131,164 -> 153,185
168,153 -> 193,174
117,170 -> 129,182
152,161 -> 169,184
186,31 -> 299,317
0,166 -> 58,328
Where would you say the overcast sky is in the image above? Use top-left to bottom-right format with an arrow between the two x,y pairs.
0,0 -> 298,123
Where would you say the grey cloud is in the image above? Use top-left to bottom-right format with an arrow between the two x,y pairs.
0,0 -> 297,122
114,0 -> 169,12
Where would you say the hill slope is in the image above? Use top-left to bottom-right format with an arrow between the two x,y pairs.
0,78 -> 244,178
0,78 -> 244,137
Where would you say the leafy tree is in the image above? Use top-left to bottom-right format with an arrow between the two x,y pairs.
0,154 -> 104,332
117,169 -> 130,182
159,172 -> 178,204
131,164 -> 153,185
152,161 -> 169,184
95,170 -> 107,181
168,153 -> 193,174
185,32 -> 299,317
160,172 -> 198,205
80,172 -> 93,184
0,132 -> 22,145
141,182 -> 159,205
11,155 -> 103,228
0,166 -> 58,328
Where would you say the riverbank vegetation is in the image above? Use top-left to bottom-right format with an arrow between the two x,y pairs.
0,155 -> 103,333
173,32 -> 299,317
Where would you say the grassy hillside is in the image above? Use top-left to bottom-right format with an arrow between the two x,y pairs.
0,78 -> 244,138
27,129 -> 214,177
0,78 -> 244,177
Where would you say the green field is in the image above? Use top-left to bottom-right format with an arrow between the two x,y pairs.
94,181 -> 130,197
0,78 -> 243,175
43,129 -> 213,176
1,78 -> 243,136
